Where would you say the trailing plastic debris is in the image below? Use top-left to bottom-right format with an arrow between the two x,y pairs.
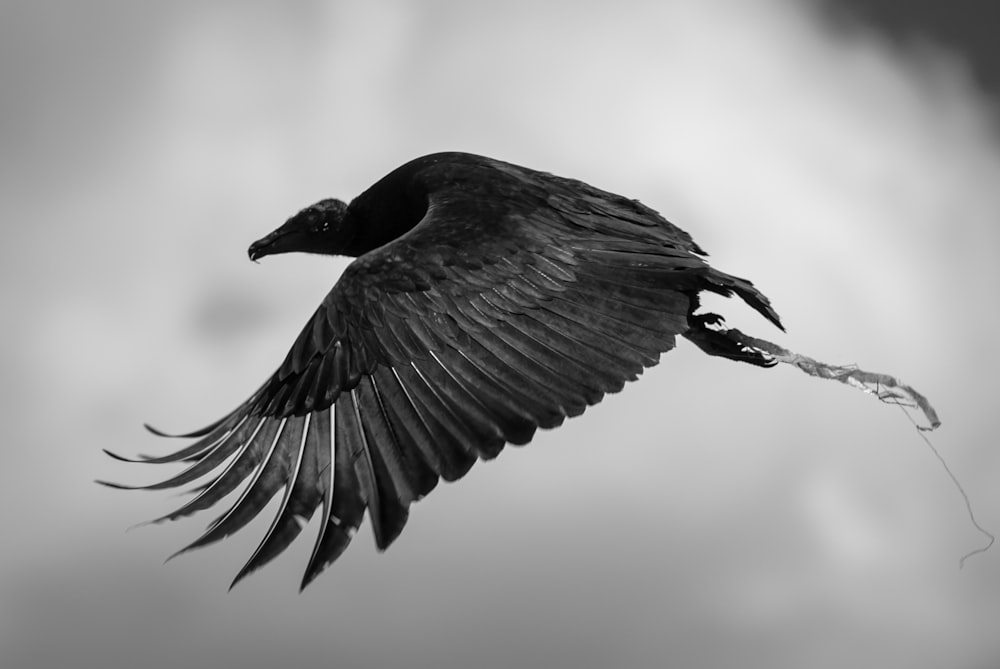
712,325 -> 993,565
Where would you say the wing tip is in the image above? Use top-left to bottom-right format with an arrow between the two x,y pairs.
683,313 -> 779,368
164,540 -> 199,565
94,478 -> 129,490
228,570 -> 249,592
144,416 -> 231,439
144,422 -> 193,438
102,448 -> 156,463
299,562 -> 326,592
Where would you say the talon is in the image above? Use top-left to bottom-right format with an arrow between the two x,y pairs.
692,312 -> 726,328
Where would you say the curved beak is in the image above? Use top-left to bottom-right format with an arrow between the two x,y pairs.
247,229 -> 284,262
247,238 -> 268,262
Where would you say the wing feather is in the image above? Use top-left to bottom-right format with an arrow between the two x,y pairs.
97,414 -> 253,488
366,372 -> 439,497
452,342 -> 569,428
171,417 -> 298,557
388,365 -> 479,480
231,412 -> 315,587
301,408 -> 336,589
369,366 -> 452,482
460,324 -> 590,416
502,313 -> 634,390
410,356 -> 508,453
153,416 -> 272,524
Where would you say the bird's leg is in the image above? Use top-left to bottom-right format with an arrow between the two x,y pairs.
683,308 -> 776,368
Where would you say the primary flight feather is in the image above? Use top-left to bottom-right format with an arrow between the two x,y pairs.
102,152 -> 783,590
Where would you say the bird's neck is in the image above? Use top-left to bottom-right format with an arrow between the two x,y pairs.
341,174 -> 429,256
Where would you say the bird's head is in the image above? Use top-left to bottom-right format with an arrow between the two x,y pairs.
248,198 -> 354,261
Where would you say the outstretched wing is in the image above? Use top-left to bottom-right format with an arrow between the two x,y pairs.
102,181 -> 780,589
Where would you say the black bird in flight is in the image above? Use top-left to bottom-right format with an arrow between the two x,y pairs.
103,152 -> 783,590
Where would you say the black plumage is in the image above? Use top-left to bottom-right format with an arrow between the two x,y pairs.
102,152 -> 783,589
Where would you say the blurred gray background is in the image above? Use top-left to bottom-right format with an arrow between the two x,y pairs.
3,1 -> 999,667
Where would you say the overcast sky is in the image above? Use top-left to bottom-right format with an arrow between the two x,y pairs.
2,2 -> 999,668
